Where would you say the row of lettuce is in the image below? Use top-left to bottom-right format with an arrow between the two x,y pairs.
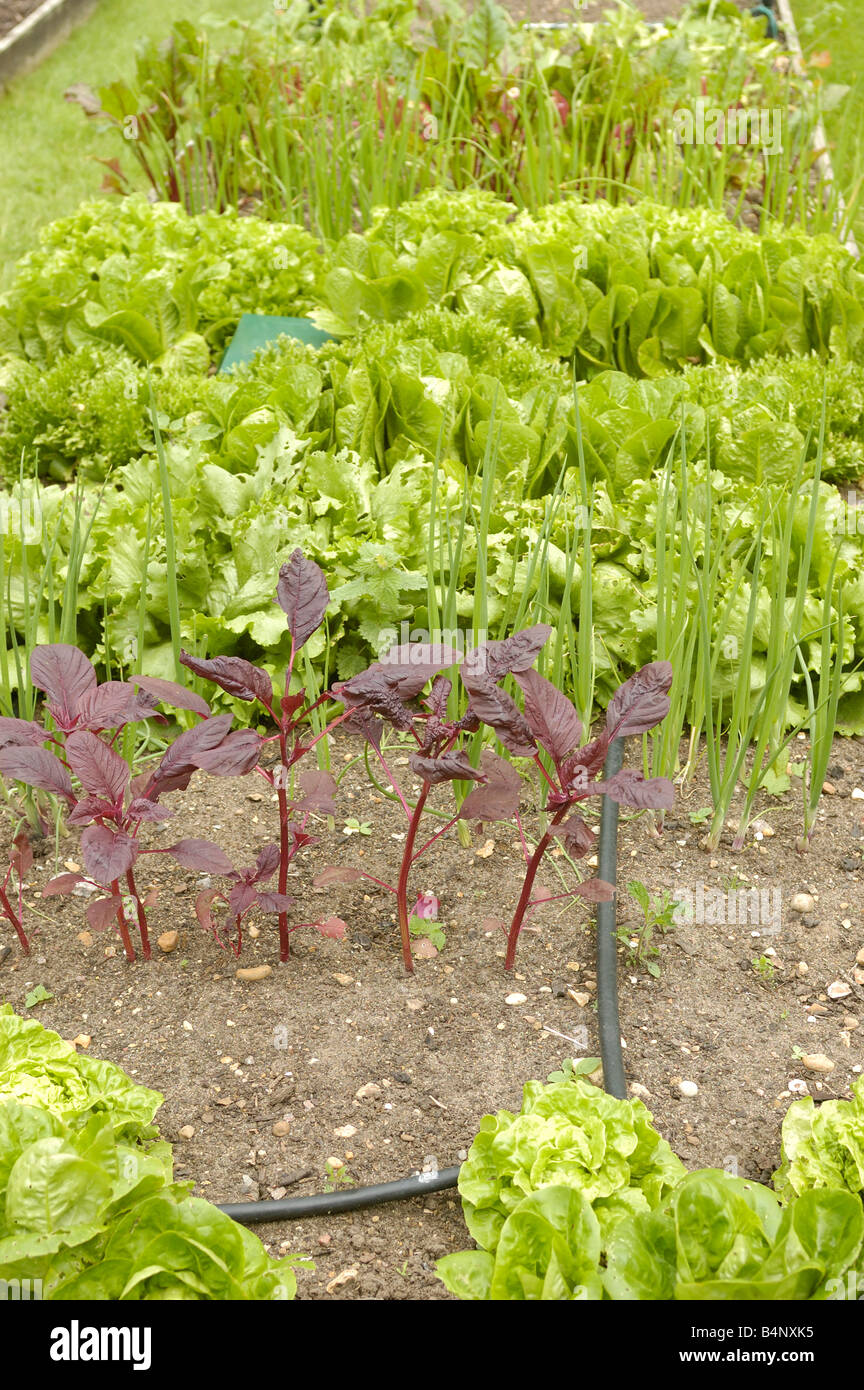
437,1074 -> 864,1300
1,192 -> 864,730
2,1004 -> 861,1301
0,1006 -> 303,1298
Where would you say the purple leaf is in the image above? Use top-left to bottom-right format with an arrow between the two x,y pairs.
513,668 -> 582,762
126,798 -> 173,823
167,839 -> 235,875
572,877 -> 616,903
468,625 -> 552,682
80,825 -> 139,885
86,895 -> 123,932
195,889 -> 219,933
179,653 -> 272,708
133,674 -> 211,717
256,891 -> 295,914
315,915 -> 347,939
295,769 -> 338,814
68,796 -> 118,827
30,645 -> 97,727
147,713 -> 233,798
408,750 -> 484,785
313,866 -> 363,886
373,644 -> 462,696
461,673 -> 536,757
459,751 -> 522,821
42,872 -> 86,896
333,670 -> 415,733
74,682 -> 159,733
605,661 -> 673,739
254,844 -> 281,882
553,814 -> 595,857
412,892 -> 439,920
193,728 -> 262,777
561,733 -> 611,790
0,718 -> 46,750
10,833 -> 33,876
65,730 -> 129,804
276,549 -> 330,652
594,768 -> 675,812
0,746 -> 74,801
227,882 -> 257,918
426,676 -> 452,716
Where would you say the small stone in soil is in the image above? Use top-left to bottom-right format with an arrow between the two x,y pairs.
178,1125 -> 195,1139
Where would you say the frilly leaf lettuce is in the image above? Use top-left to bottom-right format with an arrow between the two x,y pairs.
0,1007 -> 307,1299
772,1076 -> 864,1201
456,1079 -> 686,1253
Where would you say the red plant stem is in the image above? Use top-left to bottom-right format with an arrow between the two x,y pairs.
412,813 -> 461,862
110,879 -> 136,962
276,727 -> 292,963
396,782 -> 431,974
504,804 -> 569,971
125,868 -> 151,960
0,882 -> 29,954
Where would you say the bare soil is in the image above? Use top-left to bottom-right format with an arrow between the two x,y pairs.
1,728 -> 862,1300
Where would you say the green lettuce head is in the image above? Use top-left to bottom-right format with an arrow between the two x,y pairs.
457,1078 -> 686,1252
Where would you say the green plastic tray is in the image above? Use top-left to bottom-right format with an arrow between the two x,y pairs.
218,314 -> 333,374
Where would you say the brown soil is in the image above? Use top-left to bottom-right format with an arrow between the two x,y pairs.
1,728 -> 863,1301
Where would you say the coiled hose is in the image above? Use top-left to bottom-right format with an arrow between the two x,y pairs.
217,738 -> 627,1225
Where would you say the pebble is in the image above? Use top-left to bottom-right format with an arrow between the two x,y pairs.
272,1121 -> 291,1137
334,1124 -> 357,1138
182,1020 -> 193,1032
332,973 -> 354,986
355,1083 -> 382,1100
787,1079 -> 809,1094
851,788 -> 864,801
71,1034 -> 91,1049
808,1003 -> 830,1016
413,939 -> 438,959
678,1080 -> 699,1098
505,993 -> 528,1005
796,961 -> 808,976
178,1125 -> 196,1139
76,931 -> 93,946
801,1053 -> 835,1073
843,1015 -> 859,1031
856,946 -> 864,966
569,990 -> 591,1007
822,781 -> 836,795
827,980 -> 852,1000
326,1268 -> 358,1294
236,965 -> 272,981
629,1082 -> 651,1100
157,930 -> 179,953
791,892 -> 815,914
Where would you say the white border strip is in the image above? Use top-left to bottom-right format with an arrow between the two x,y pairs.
0,0 -> 99,93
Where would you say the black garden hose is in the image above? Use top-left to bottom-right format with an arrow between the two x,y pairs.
217,741 -> 628,1224
594,736 -> 628,1100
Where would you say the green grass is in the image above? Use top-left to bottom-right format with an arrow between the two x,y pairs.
0,0 -> 264,287
790,0 -> 864,248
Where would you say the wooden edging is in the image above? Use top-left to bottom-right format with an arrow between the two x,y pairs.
0,0 -> 99,94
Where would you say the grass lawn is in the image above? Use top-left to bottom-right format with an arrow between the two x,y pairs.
790,0 -> 864,247
0,0 -> 264,287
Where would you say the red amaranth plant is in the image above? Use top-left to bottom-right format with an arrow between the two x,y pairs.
0,645 -> 251,960
179,549 -> 352,962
